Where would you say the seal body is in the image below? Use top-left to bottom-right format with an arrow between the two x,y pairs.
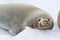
58,11 -> 60,28
0,4 -> 54,35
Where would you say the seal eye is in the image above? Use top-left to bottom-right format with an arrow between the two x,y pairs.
38,19 -> 40,21
48,19 -> 50,21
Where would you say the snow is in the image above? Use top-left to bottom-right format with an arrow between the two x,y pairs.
0,0 -> 60,40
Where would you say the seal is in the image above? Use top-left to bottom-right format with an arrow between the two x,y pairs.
0,4 -> 54,35
58,11 -> 60,28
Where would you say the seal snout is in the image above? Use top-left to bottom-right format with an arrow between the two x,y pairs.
42,20 -> 48,26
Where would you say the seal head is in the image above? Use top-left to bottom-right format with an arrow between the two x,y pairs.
27,13 -> 54,30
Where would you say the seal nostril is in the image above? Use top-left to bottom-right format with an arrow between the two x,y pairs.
46,21 -> 48,24
46,20 -> 48,22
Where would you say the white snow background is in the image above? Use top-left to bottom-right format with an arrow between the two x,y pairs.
0,0 -> 60,40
